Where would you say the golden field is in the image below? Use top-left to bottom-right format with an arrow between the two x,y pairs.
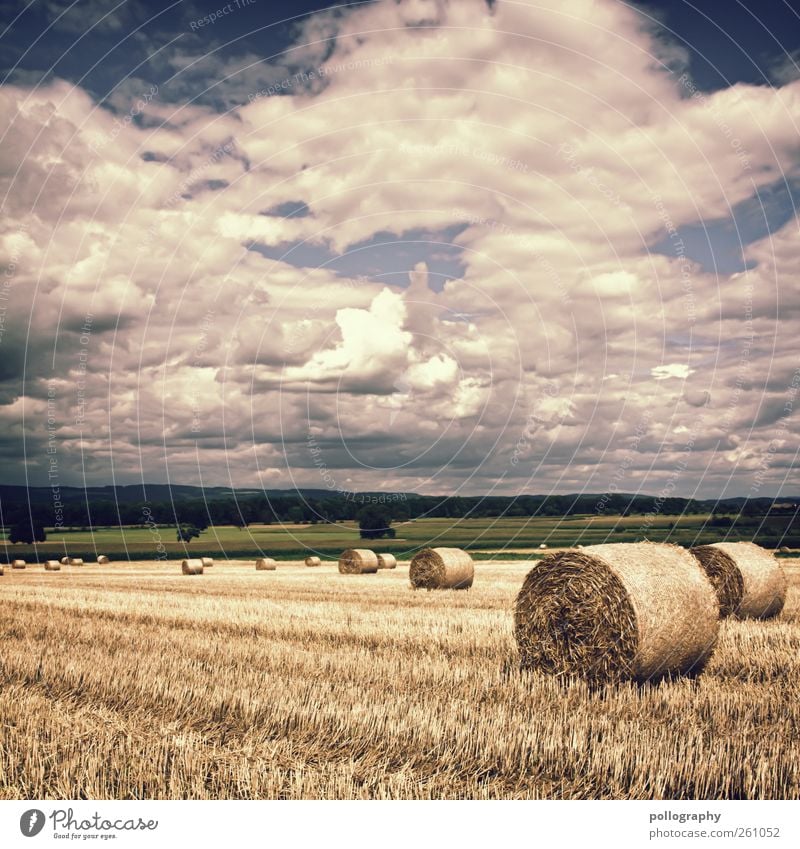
0,559 -> 798,799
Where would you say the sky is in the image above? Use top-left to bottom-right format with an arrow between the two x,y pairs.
0,0 -> 798,499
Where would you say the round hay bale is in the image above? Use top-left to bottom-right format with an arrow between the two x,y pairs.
181,558 -> 204,575
256,557 -> 277,571
409,547 -> 474,590
514,542 -> 719,684
539,543 -> 547,549
339,549 -> 379,574
201,557 -> 214,568
0,563 -> 4,575
97,555 -> 110,564
304,556 -> 321,567
779,546 -> 791,554
44,560 -> 62,571
699,542 -> 787,620
12,559 -> 26,569
60,556 -> 69,565
68,558 -> 84,566
376,553 -> 397,570
689,545 -> 745,618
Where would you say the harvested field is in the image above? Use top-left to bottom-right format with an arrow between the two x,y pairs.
0,559 -> 798,799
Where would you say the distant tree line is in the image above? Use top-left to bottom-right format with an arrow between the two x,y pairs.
0,490 -> 795,539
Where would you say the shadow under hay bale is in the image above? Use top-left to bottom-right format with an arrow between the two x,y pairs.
256,557 -> 277,571
181,559 -> 204,575
376,553 -> 397,570
97,555 -> 110,564
696,541 -> 786,620
12,560 -> 26,569
690,545 -> 744,618
409,547 -> 474,590
304,556 -> 321,567
201,557 -> 214,568
339,549 -> 379,574
514,542 -> 719,684
44,560 -> 61,571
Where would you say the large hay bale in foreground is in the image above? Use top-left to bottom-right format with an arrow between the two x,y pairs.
12,559 -> 26,569
409,548 -> 474,590
44,560 -> 61,571
304,556 -> 321,567
201,557 -> 214,568
514,542 -> 719,684
376,553 -> 397,570
256,557 -> 277,571
689,545 -> 744,618
695,542 -> 786,620
181,559 -> 204,575
339,549 -> 379,574
97,555 -> 110,564
68,558 -> 84,566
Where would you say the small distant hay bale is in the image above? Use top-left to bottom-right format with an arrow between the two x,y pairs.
409,547 -> 474,590
694,542 -> 787,620
256,557 -> 277,571
44,560 -> 61,571
514,542 -> 719,684
539,543 -> 547,549
68,558 -> 84,566
181,558 -> 204,575
376,553 -> 397,570
304,556 -> 321,567
12,559 -> 26,569
60,556 -> 70,565
779,546 -> 791,554
97,555 -> 110,564
339,549 -> 379,574
201,557 -> 214,568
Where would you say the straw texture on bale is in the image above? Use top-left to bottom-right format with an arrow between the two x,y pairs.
697,542 -> 787,620
60,556 -> 69,565
68,558 -> 84,566
409,548 -> 474,590
181,559 -> 204,575
304,556 -> 321,567
255,557 -> 277,571
97,555 -> 110,564
376,553 -> 397,570
44,560 -> 61,571
514,542 -> 719,684
12,559 -> 26,569
201,557 -> 214,568
689,545 -> 745,618
339,549 -> 379,574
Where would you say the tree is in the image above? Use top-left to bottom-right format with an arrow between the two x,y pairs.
8,519 -> 47,544
287,506 -> 304,524
358,505 -> 394,540
176,524 -> 201,542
